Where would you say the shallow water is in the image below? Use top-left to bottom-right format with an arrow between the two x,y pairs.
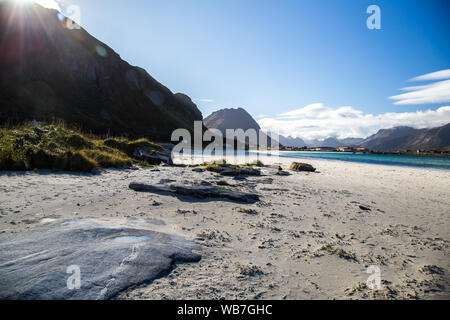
280,152 -> 450,170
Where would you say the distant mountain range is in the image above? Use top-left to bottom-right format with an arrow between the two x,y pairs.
204,108 -> 450,152
0,1 -> 202,140
359,124 -> 450,152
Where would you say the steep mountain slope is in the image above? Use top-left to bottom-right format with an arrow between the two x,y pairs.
204,108 -> 262,135
340,138 -> 365,146
359,124 -> 450,151
0,1 -> 202,140
359,127 -> 420,151
204,108 -> 274,146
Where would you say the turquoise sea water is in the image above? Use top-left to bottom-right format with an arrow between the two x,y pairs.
280,152 -> 450,170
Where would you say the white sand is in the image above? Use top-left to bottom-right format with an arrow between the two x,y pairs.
0,156 -> 449,299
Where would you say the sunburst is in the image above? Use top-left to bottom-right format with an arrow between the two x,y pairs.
11,0 -> 61,11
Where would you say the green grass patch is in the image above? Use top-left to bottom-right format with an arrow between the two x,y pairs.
103,137 -> 163,156
0,123 -> 160,172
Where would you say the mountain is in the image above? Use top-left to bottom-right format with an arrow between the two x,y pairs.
204,108 -> 261,135
277,135 -> 306,148
359,126 -> 419,151
340,138 -> 365,146
204,108 -> 274,147
359,124 -> 450,151
0,1 -> 202,140
302,137 -> 363,148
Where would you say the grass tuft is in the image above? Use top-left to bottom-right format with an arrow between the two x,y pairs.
0,123 -> 160,172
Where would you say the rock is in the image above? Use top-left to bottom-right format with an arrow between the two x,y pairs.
216,180 -> 230,186
158,179 -> 176,184
220,168 -> 260,176
289,162 -> 316,172
129,183 -> 259,203
359,205 -> 371,211
133,149 -> 172,165
0,219 -> 201,300
276,170 -> 290,176
206,165 -> 260,176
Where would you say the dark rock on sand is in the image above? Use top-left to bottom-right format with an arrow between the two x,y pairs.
129,183 -> 259,203
220,168 -> 261,176
133,148 -> 173,165
0,219 -> 200,300
207,165 -> 261,177
216,180 -> 230,186
289,162 -> 316,172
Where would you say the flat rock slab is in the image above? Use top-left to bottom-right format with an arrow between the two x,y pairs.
220,168 -> 261,176
207,166 -> 261,176
0,219 -> 201,300
129,183 -> 259,203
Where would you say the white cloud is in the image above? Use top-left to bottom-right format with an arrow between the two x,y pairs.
196,98 -> 214,103
278,103 -> 329,119
257,104 -> 450,140
390,69 -> 450,105
409,69 -> 450,81
390,80 -> 450,105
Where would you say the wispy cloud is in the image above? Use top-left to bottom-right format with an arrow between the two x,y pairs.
409,69 -> 450,81
390,69 -> 450,105
258,103 -> 450,140
196,98 -> 214,103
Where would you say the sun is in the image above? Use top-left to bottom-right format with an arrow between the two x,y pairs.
13,0 -> 61,11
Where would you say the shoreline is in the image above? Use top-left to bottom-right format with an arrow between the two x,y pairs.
278,154 -> 450,172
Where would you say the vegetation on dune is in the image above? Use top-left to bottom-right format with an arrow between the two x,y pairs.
203,159 -> 260,172
103,137 -> 163,156
246,160 -> 265,167
0,123 -> 161,172
319,244 -> 357,261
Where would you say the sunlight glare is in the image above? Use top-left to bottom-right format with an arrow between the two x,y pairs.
13,0 -> 62,11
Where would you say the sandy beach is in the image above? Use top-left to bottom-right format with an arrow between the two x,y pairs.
1,156 -> 449,300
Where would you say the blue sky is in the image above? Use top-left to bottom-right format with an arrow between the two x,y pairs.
38,0 -> 450,139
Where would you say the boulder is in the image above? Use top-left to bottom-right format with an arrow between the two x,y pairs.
0,219 -> 201,300
289,162 -> 316,172
129,183 -> 259,203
